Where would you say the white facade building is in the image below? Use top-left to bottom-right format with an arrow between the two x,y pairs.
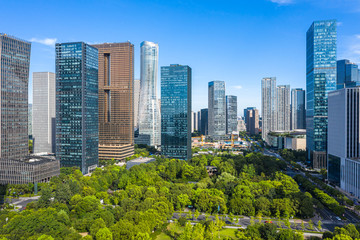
277,85 -> 290,131
328,87 -> 360,198
134,79 -> 140,129
33,72 -> 56,153
138,41 -> 161,146
261,77 -> 277,142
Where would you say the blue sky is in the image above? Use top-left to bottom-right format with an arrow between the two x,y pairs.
1,0 -> 360,115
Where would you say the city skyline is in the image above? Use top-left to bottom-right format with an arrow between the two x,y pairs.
2,0 -> 360,114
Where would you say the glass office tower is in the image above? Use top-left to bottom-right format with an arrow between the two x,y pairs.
56,42 -> 99,174
0,34 -> 31,159
138,41 -> 161,146
200,108 -> 208,135
337,59 -> 360,89
226,95 -> 238,134
161,64 -> 191,160
306,20 -> 337,169
208,81 -> 226,137
291,88 -> 306,130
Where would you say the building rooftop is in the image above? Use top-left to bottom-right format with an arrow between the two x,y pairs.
0,33 -> 30,43
126,157 -> 156,170
1,155 -> 57,165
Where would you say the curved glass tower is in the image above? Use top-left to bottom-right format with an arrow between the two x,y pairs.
138,41 -> 161,146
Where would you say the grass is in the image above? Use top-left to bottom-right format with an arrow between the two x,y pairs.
155,223 -> 239,240
155,232 -> 172,240
219,228 -> 238,239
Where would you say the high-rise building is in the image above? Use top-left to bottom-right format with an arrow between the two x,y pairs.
138,41 -> 161,146
32,72 -> 56,154
28,104 -> 32,138
200,108 -> 208,135
337,59 -> 360,89
277,85 -> 290,131
306,20 -> 337,169
56,42 -> 99,174
328,87 -> 360,197
226,95 -> 237,134
291,88 -> 306,130
161,64 -> 191,160
246,108 -> 259,135
208,81 -> 226,137
237,117 -> 247,132
261,77 -> 277,142
197,111 -> 201,133
134,79 -> 140,129
0,34 -> 31,159
244,107 -> 256,124
191,111 -> 198,133
92,42 -> 134,161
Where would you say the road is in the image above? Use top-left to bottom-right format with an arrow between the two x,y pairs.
248,137 -> 360,231
6,196 -> 40,211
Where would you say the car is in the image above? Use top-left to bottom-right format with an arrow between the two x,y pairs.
265,221 -> 273,223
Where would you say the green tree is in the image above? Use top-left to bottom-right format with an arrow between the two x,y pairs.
308,219 -> 314,230
37,235 -> 54,240
301,221 -> 305,230
54,183 -> 72,204
317,220 -> 322,231
38,185 -> 52,208
96,227 -> 113,240
90,218 -> 106,237
194,209 -> 200,220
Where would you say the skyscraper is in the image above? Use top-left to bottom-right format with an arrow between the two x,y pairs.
161,64 -> 191,160
32,72 -> 56,153
134,79 -> 140,129
328,87 -> 360,197
28,104 -> 32,138
291,88 -> 306,130
337,59 -> 360,89
306,20 -> 337,168
92,42 -> 134,161
276,85 -> 290,131
0,34 -> 31,159
226,95 -> 238,134
261,77 -> 277,142
191,111 -> 198,133
208,81 -> 226,137
200,108 -> 208,135
138,41 -> 161,146
244,107 -> 256,124
246,108 -> 259,135
197,111 -> 201,133
56,42 -> 99,174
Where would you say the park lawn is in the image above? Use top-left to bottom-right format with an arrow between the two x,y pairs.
219,228 -> 238,239
155,232 -> 172,240
167,223 -> 184,234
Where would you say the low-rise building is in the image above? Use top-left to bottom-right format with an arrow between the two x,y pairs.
268,130 -> 306,150
0,155 -> 60,185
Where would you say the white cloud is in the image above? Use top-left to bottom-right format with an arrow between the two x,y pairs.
30,38 -> 57,46
233,85 -> 243,89
338,34 -> 360,65
269,0 -> 294,5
